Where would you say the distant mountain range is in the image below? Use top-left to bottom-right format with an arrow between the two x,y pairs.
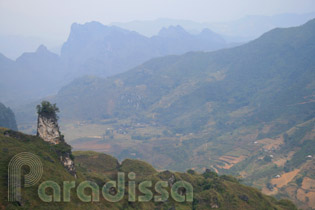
61,22 -> 227,78
0,45 -> 65,105
113,12 -> 315,41
0,34 -> 61,60
0,22 -> 229,106
43,19 -> 315,130
1,12 -> 315,60
15,18 -> 315,209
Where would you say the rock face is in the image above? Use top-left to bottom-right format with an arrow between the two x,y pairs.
37,114 -> 62,144
59,152 -> 77,178
37,112 -> 76,177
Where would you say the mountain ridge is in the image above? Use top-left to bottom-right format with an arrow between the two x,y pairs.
14,18 -> 315,209
0,22 -> 229,106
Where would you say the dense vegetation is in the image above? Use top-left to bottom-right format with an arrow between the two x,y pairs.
0,128 -> 297,210
36,101 -> 60,119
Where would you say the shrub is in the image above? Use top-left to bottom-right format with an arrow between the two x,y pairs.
36,101 -> 59,119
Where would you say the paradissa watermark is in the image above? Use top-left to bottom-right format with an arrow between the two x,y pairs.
8,152 -> 193,203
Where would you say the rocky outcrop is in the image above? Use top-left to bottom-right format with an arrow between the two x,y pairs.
37,110 -> 76,177
37,114 -> 62,144
59,152 -> 77,178
158,170 -> 176,186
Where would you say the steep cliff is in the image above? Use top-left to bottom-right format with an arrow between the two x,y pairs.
36,101 -> 76,177
37,113 -> 62,144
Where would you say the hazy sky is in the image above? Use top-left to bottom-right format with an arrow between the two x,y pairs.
1,0 -> 315,43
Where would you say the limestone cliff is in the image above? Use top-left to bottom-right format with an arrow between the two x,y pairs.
37,114 -> 62,144
59,151 -> 77,177
36,101 -> 76,177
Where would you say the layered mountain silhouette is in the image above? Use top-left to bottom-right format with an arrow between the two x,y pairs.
0,46 -> 64,105
61,22 -> 226,77
0,22 -> 228,105
14,19 -> 314,209
49,19 -> 315,127
5,18 -> 315,209
113,12 -> 315,39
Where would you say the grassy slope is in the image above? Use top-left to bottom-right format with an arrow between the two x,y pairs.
0,127 -> 297,210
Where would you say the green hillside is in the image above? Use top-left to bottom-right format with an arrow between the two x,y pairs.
0,128 -> 297,209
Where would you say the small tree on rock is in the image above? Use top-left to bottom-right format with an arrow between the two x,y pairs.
36,101 -> 59,120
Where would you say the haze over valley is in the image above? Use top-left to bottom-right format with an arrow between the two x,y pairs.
0,1 -> 315,209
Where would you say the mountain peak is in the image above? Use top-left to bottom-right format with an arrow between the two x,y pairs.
69,21 -> 131,35
200,28 -> 215,35
15,44 -> 58,64
36,44 -> 48,53
65,21 -> 135,46
158,25 -> 189,37
248,17 -> 315,48
71,21 -> 107,31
